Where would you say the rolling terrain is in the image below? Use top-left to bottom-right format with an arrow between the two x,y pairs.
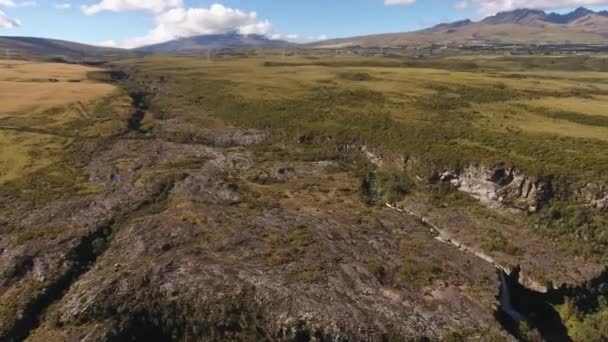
2,51 -> 608,340
0,36 -> 133,62
4,7 -> 608,341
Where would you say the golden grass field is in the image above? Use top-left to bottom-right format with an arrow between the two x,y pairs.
0,59 -> 125,183
0,60 -> 116,115
4,53 -> 608,184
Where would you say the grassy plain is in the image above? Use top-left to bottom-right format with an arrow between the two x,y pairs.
3,52 -> 608,341
0,59 -> 128,184
0,60 -> 116,115
115,53 -> 608,182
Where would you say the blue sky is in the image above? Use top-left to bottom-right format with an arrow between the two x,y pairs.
1,0 -> 608,48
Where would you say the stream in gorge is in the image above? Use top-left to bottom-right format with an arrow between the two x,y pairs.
386,203 -> 581,341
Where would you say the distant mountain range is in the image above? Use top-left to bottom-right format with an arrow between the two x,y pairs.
0,36 -> 133,61
135,33 -> 290,54
0,33 -> 289,61
1,7 -> 608,61
314,7 -> 608,47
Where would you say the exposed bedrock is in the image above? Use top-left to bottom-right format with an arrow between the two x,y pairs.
341,142 -> 608,212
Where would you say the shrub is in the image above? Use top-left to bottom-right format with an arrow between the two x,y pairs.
376,170 -> 414,204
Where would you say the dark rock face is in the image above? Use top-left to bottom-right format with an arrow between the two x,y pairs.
482,9 -> 548,25
547,7 -> 595,24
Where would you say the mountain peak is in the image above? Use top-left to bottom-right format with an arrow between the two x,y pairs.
482,8 -> 547,25
573,7 -> 593,14
547,7 -> 595,24
135,33 -> 289,53
424,19 -> 473,32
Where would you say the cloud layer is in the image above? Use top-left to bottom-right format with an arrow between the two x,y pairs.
117,4 -> 274,48
87,2 -> 304,48
0,0 -> 36,7
0,9 -> 19,28
82,0 -> 182,15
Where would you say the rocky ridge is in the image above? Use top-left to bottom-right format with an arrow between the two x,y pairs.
1,112 -> 510,340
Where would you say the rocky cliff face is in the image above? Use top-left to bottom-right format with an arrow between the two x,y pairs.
434,165 -> 608,213
350,144 -> 606,284
438,165 -> 552,213
349,142 -> 608,213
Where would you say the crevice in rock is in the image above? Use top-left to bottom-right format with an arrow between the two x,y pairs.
3,220 -> 115,342
497,268 -> 571,342
2,177 -> 180,342
110,312 -> 177,342
362,171 -> 379,205
385,203 -> 571,341
104,293 -> 273,342
1,255 -> 34,288
127,91 -> 149,133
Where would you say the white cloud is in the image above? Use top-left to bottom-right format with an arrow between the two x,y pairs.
0,9 -> 19,28
103,3 -> 276,48
55,2 -> 71,9
0,0 -> 36,7
473,0 -> 608,15
96,39 -> 117,47
82,0 -> 182,15
454,0 -> 469,10
276,33 -> 328,43
91,2 -> 326,48
384,0 -> 416,5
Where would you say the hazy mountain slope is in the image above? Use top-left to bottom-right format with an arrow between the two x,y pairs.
0,36 -> 132,61
567,13 -> 608,35
136,33 -> 290,53
313,7 -> 608,47
0,33 -> 289,61
546,7 -> 596,24
481,9 -> 547,25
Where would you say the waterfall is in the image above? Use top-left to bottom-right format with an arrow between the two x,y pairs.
499,271 -> 527,322
386,204 -> 528,323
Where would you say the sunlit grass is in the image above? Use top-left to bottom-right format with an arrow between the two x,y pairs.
114,54 -> 608,182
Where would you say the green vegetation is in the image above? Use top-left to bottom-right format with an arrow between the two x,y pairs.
482,228 -> 520,256
113,54 -> 608,183
375,169 -> 414,204
107,54 -> 608,340
518,321 -> 542,341
532,202 -> 608,258
397,238 -> 446,289
558,297 -> 608,341
6,52 -> 608,339
267,224 -> 315,266
397,257 -> 443,289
